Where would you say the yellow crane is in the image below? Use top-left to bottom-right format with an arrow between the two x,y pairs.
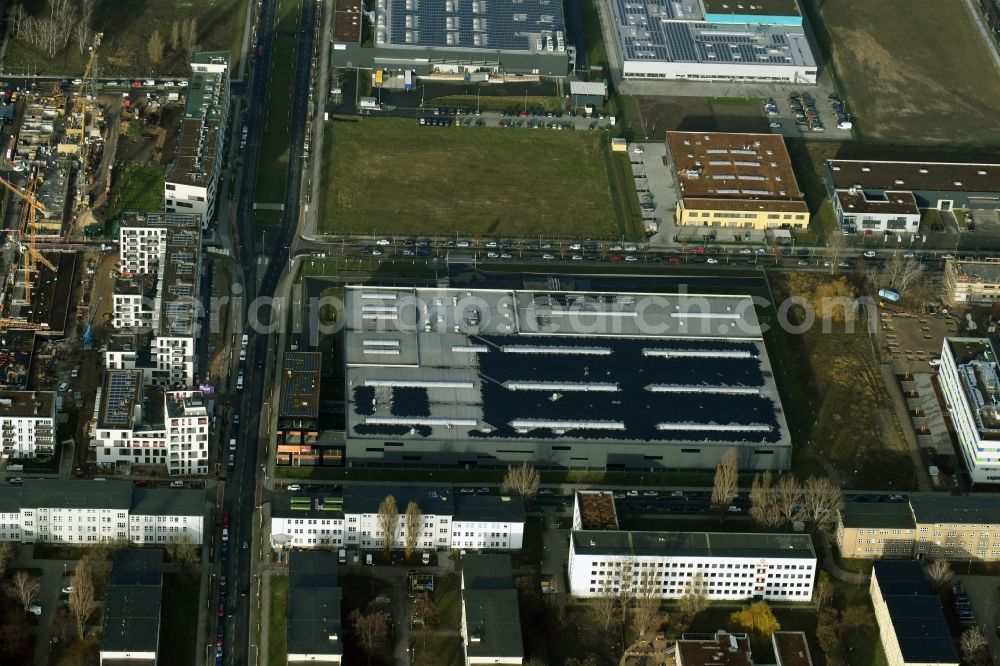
0,175 -> 57,306
73,32 -> 103,209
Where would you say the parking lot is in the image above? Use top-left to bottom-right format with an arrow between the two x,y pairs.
952,575 -> 1000,664
763,91 -> 853,139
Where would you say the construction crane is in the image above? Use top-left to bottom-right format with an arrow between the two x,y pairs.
73,32 -> 103,210
0,175 -> 57,306
82,295 -> 102,347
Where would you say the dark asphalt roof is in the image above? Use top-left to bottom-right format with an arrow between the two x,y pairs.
453,495 -> 524,524
22,479 -> 132,510
463,589 -> 523,660
111,549 -> 163,586
343,485 -> 454,515
909,494 -> 1000,525
131,488 -> 204,517
100,584 -> 162,655
572,530 -> 815,559
839,502 -> 915,530
288,550 -> 342,658
872,561 -> 959,665
462,554 -> 513,590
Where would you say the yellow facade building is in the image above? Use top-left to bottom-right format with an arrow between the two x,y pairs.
666,131 -> 808,230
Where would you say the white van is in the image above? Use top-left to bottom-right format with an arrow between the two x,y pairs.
338,548 -> 347,564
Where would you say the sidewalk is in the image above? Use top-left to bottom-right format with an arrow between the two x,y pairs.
816,538 -> 869,586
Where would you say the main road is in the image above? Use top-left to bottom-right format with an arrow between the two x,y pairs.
220,0 -> 317,663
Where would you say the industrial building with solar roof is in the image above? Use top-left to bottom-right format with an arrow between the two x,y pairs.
606,0 -> 818,83
331,0 -> 570,76
343,286 -> 791,471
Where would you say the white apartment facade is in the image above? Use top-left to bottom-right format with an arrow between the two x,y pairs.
163,391 -> 210,476
270,491 -> 526,553
938,337 -> 1000,484
0,480 -> 203,545
0,391 -> 57,459
568,530 -> 817,601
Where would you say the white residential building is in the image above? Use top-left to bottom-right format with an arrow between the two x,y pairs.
568,530 -> 816,601
0,479 -> 204,545
0,390 -> 57,460
92,370 -> 209,476
114,213 -> 202,389
270,487 -> 525,553
938,337 -> 1000,484
830,186 -> 921,233
164,52 -> 230,223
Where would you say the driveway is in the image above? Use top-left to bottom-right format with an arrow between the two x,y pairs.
8,545 -> 76,666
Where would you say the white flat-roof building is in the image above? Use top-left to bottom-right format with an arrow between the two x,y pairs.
0,479 -> 204,546
938,337 -> 1000,484
270,486 -> 525,553
607,0 -> 817,84
0,390 -> 57,460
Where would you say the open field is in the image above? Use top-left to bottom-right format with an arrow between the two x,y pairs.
430,95 -> 566,114
619,96 -> 769,141
767,272 -> 916,490
3,0 -> 248,76
809,0 -> 1000,144
319,118 -> 618,238
255,0 -> 303,205
106,164 -> 164,219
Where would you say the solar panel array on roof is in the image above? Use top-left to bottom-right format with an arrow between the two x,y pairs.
664,22 -> 698,61
103,372 -> 139,427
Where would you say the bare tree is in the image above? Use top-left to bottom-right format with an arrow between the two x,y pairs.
800,476 -> 844,537
840,605 -> 873,636
613,558 -> 637,627
826,230 -> 849,272
165,539 -> 200,581
0,540 -> 14,579
926,559 -> 953,592
68,561 -> 95,640
377,495 -> 399,554
749,471 -> 781,529
772,474 -> 803,528
182,17 -> 199,52
170,20 -> 180,51
10,570 -> 39,608
961,627 -> 991,666
502,461 -> 540,499
403,501 -> 422,558
883,254 -> 924,295
148,29 -> 165,64
710,449 -> 739,514
816,571 -> 835,609
677,572 -> 708,622
631,567 -> 663,638
350,608 -> 388,663
587,581 -> 619,632
75,0 -> 95,54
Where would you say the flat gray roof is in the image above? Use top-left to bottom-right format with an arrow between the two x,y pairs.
909,493 -> 1000,525
948,259 -> 1000,287
288,550 -> 342,658
22,479 -> 133,510
463,589 -> 523,659
454,495 -> 524,523
100,584 -> 162,655
131,488 -> 204,517
463,554 -> 513,590
344,484 -> 454,515
572,530 -> 815,559
0,390 -> 54,420
839,502 -> 915,530
943,337 -> 1000,437
345,286 -> 790,450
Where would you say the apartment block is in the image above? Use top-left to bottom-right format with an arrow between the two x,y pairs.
938,337 -> 1000,483
0,390 -> 56,460
0,479 -> 204,545
945,259 -> 1000,304
270,486 -> 524,553
835,501 -> 916,559
870,561 -> 959,666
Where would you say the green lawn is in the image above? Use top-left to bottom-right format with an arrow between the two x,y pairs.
255,0 -> 303,205
319,118 -> 618,238
4,0 -> 248,77
159,574 -> 199,666
579,0 -> 609,70
268,575 -> 289,666
806,0 -> 1000,144
411,574 -> 463,665
107,164 -> 165,220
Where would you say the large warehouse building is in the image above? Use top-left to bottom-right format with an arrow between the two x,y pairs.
342,286 -> 791,471
331,0 -> 569,76
606,0 -> 817,83
666,131 -> 809,230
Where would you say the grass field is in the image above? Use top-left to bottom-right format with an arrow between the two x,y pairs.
268,575 -> 289,666
319,118 -> 618,238
811,0 -> 1000,144
3,0 -> 248,76
255,0 -> 303,205
107,164 -> 165,219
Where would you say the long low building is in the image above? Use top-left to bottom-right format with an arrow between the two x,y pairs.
939,337 -> 1000,485
343,286 -> 792,472
568,529 -> 816,600
288,551 -> 343,664
100,550 -> 164,666
461,555 -> 523,666
270,485 -> 525,553
0,479 -> 204,545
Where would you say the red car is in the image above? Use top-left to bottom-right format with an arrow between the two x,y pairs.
668,257 -> 680,265
217,604 -> 225,618
222,511 -> 230,528
131,81 -> 142,88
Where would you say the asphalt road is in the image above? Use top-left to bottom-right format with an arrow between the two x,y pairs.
220,0 -> 316,663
